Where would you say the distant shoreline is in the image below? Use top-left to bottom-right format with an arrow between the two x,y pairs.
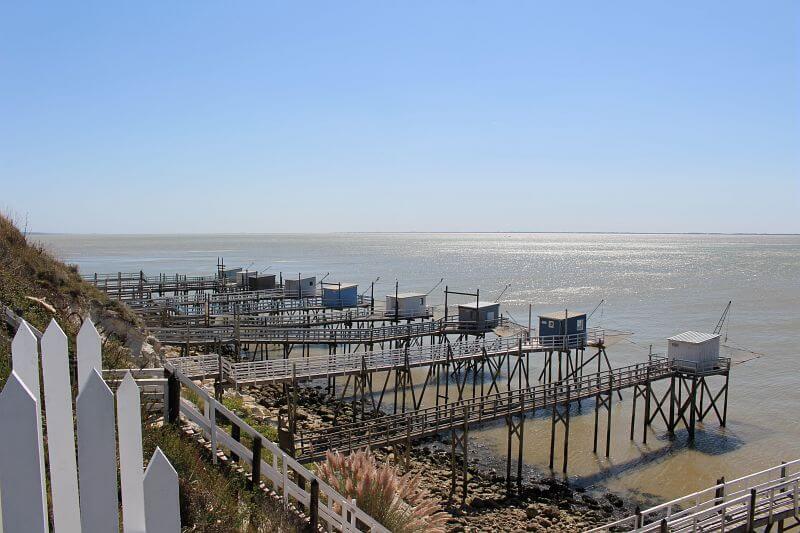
28,231 -> 800,237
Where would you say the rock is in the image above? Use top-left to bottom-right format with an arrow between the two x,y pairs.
604,493 -> 624,508
582,494 -> 599,507
525,505 -> 539,519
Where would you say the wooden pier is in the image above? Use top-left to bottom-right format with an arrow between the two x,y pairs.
85,271 -> 228,299
591,459 -> 800,532
287,356 -> 730,503
150,316 -> 515,349
89,268 -> 736,509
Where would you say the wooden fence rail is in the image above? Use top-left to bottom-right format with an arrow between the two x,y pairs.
163,360 -> 389,533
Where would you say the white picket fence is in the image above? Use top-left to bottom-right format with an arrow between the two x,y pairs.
0,319 -> 180,533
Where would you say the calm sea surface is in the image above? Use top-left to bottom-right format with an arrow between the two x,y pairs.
34,233 -> 800,502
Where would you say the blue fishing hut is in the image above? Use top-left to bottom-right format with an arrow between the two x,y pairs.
538,311 -> 587,348
322,283 -> 358,308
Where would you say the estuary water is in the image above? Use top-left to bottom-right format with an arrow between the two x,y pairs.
34,232 -> 800,503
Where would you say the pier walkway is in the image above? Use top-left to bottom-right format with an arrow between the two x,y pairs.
85,271 -> 225,299
169,330 -> 603,385
591,459 -> 800,532
128,293 -> 373,316
151,307 -> 381,328
150,316 -> 514,347
291,357 -> 688,461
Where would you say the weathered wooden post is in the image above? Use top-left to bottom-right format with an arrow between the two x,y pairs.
167,371 -> 180,425
309,478 -> 320,532
747,488 -> 757,531
231,425 -> 241,462
250,436 -> 262,490
715,476 -> 725,506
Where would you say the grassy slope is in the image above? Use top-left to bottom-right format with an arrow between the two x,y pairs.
0,213 -> 142,387
0,213 -> 299,532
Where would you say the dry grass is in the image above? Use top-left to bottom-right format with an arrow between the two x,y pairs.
318,449 -> 449,533
0,212 -> 141,387
143,424 -> 301,533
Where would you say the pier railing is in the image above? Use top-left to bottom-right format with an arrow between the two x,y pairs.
293,358 -> 675,460
152,318 -> 446,346
164,361 -> 389,533
163,329 -> 607,385
590,459 -> 800,532
129,293 -> 373,315
225,336 -> 522,384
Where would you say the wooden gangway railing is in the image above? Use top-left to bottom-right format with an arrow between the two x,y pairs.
171,329 -> 603,386
150,315 -> 516,347
589,459 -> 800,532
129,293 -> 374,315
149,306 -> 381,328
151,317 -> 448,346
164,360 -> 389,533
85,271 -> 226,299
292,358 -> 692,461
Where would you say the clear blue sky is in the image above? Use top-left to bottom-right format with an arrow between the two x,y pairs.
1,1 -> 798,233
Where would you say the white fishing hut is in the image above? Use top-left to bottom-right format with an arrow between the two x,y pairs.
667,331 -> 721,372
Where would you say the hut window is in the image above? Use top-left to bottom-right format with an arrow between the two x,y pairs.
419,298 -> 424,305
487,311 -> 495,320
548,320 -> 554,328
577,319 -> 584,331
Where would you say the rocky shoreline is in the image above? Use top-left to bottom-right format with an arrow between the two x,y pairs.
220,380 -> 641,532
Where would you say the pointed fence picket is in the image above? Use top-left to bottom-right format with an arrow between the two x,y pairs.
144,448 -> 181,533
8,322 -> 49,533
0,319 -> 181,533
77,317 -> 102,391
11,322 -> 40,401
78,369 -> 121,531
41,320 -> 82,533
0,373 -> 48,533
117,373 -> 147,533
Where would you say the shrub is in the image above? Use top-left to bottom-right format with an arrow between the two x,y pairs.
318,449 -> 448,533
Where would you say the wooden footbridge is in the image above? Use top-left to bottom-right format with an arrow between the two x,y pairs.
169,330 -> 604,385
130,295 -> 372,319
146,306 -> 379,328
283,355 -> 730,504
291,356 -> 729,457
591,459 -> 800,532
152,318 -> 446,347
86,271 -> 227,299
150,316 -> 515,349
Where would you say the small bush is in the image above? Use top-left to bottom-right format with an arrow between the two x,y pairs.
318,449 -> 448,533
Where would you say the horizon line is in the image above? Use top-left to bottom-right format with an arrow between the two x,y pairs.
29,230 -> 800,237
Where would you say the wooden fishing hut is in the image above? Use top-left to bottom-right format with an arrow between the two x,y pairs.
322,282 -> 358,308
538,310 -> 587,348
284,275 -> 317,298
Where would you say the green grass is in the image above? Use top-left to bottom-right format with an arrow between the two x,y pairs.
222,395 -> 279,442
